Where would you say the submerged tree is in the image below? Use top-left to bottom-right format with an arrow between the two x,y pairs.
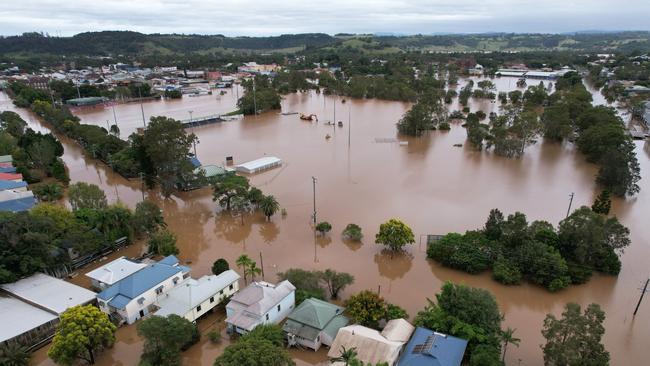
591,189 -> 612,215
541,303 -> 609,366
375,218 -> 415,252
319,269 -> 354,299
138,315 -> 199,366
259,195 -> 280,221
68,182 -> 107,211
212,174 -> 250,210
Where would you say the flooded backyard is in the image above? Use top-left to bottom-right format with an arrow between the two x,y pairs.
2,77 -> 649,365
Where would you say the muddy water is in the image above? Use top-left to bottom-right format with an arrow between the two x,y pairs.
2,80 -> 649,366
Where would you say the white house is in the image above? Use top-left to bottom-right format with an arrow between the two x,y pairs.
225,280 -> 296,335
235,156 -> 282,174
96,255 -> 190,325
85,256 -> 148,291
328,319 -> 415,366
155,270 -> 240,322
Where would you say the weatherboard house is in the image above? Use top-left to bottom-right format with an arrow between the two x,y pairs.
225,280 -> 296,335
96,255 -> 190,325
283,297 -> 349,351
84,256 -> 148,291
155,270 -> 240,322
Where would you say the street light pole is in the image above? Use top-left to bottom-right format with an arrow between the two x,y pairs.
189,110 -> 197,157
312,176 -> 317,224
138,86 -> 146,128
252,76 -> 257,116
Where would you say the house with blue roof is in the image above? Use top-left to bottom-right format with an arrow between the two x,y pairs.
397,327 -> 468,366
96,255 -> 190,325
0,180 -> 28,192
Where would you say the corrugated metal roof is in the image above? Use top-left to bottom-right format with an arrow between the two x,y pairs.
0,166 -> 16,173
0,155 -> 12,164
328,321 -> 413,366
0,180 -> 28,190
286,298 -> 345,330
85,257 -> 147,286
1,273 -> 96,315
0,196 -> 35,212
0,172 -> 22,181
156,270 -> 240,317
0,293 -> 58,343
397,327 -> 468,366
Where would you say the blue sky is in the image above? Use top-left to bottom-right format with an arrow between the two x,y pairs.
1,0 -> 649,36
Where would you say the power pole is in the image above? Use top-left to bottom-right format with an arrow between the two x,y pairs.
259,252 -> 265,280
348,106 -> 351,147
312,176 -> 317,224
634,278 -> 650,316
111,104 -> 118,135
566,192 -> 575,218
138,87 -> 146,128
252,76 -> 257,115
189,110 -> 197,157
333,95 -> 336,134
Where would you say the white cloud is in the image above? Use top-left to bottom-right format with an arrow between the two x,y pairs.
0,0 -> 648,36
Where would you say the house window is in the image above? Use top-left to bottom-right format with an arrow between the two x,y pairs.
197,305 -> 202,312
155,286 -> 164,295
266,314 -> 269,321
229,284 -> 233,290
219,290 -> 223,295
277,304 -> 281,312
210,297 -> 214,303
173,277 -> 179,284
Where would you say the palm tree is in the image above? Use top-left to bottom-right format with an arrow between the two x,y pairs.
500,327 -> 521,362
0,343 -> 30,366
329,346 -> 358,366
259,195 -> 280,221
248,262 -> 262,281
236,254 -> 253,284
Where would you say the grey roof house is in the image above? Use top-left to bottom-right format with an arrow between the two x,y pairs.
283,297 -> 349,351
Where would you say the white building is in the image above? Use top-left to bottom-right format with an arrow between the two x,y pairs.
226,280 -> 296,335
235,156 -> 282,174
328,319 -> 415,366
155,270 -> 240,322
96,255 -> 190,325
1,273 -> 97,349
85,256 -> 148,291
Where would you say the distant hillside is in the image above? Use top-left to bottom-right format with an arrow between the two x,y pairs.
1,31 -> 649,57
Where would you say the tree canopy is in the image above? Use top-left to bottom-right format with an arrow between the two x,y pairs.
375,218 -> 415,251
137,315 -> 199,366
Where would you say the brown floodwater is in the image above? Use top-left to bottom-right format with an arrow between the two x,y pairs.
1,77 -> 649,366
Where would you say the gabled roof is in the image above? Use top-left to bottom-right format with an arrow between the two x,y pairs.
228,280 -> 295,315
97,256 -> 187,308
156,270 -> 240,317
0,196 -> 35,212
286,298 -> 345,330
85,256 -> 147,286
381,318 -> 415,342
1,273 -> 96,315
397,327 -> 468,366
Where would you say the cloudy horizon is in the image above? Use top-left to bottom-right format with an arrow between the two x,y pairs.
1,0 -> 649,37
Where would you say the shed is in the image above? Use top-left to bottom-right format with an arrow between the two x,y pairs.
235,156 -> 282,174
195,164 -> 227,178
1,273 -> 96,315
0,293 -> 58,349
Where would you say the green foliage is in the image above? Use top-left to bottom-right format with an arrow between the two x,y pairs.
344,290 -> 405,329
492,258 -> 522,285
208,329 -> 222,344
277,268 -> 327,304
164,89 -> 182,99
320,269 -> 354,299
142,116 -> 198,197
48,305 -> 116,365
68,182 -> 107,211
316,221 -> 332,235
0,343 -> 31,366
138,315 -> 199,366
259,195 -> 280,220
469,345 -> 503,366
236,254 -> 262,284
32,182 -> 64,202
397,96 -> 447,136
212,174 -> 250,210
214,324 -> 294,366
147,229 -> 179,256
414,282 -> 503,361
542,303 -> 609,366
427,232 -> 492,274
375,218 -> 415,251
591,190 -> 611,215
212,258 -> 230,275
133,200 -> 165,236
237,76 -> 281,115
342,223 -> 363,241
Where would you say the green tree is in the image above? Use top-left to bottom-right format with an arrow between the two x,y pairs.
591,190 -> 612,215
32,182 -> 64,202
142,116 -> 197,197
542,103 -> 573,141
214,325 -> 294,366
212,174 -> 250,210
319,269 -> 354,299
236,254 -> 261,284
68,182 -> 107,211
0,343 -> 30,366
316,221 -> 332,236
277,268 -> 326,304
427,231 -> 492,274
133,200 -> 165,236
344,290 -> 389,329
147,229 -> 179,256
499,327 -> 520,362
484,208 -> 504,240
541,303 -> 609,366
329,346 -> 358,366
342,223 -> 363,241
138,315 -> 199,366
375,218 -> 415,252
259,195 -> 280,221
212,258 -> 230,275
48,305 -> 116,365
